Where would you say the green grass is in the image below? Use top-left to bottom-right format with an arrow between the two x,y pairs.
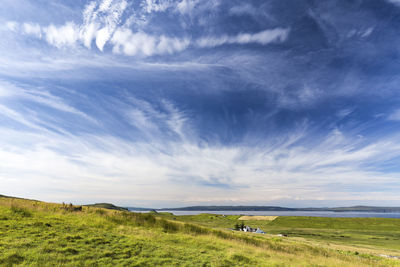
0,197 -> 399,266
264,216 -> 400,250
158,213 -> 400,252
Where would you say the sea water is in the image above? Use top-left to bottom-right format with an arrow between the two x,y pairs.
131,210 -> 400,218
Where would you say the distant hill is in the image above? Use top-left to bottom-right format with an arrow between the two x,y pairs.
2,193 -> 400,213
160,206 -> 400,213
0,194 -> 38,201
84,203 -> 129,211
327,206 -> 400,213
126,207 -> 154,211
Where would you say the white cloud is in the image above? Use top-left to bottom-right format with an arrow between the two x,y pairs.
237,29 -> 289,44
176,0 -> 220,16
229,4 -> 258,17
80,0 -> 128,51
176,0 -> 201,14
43,22 -> 79,48
22,22 -> 42,37
163,100 -> 187,140
336,108 -> 354,119
99,0 -> 114,11
197,28 -> 290,48
277,85 -> 323,109
111,28 -> 288,56
4,0 -> 129,51
81,1 -> 99,48
143,0 -> 173,13
158,35 -> 191,54
5,21 -> 18,31
81,22 -> 100,48
111,29 -> 190,56
123,97 -> 188,140
361,27 -> 374,38
347,27 -> 374,39
95,27 -> 112,51
126,108 -> 158,131
0,104 -> 42,131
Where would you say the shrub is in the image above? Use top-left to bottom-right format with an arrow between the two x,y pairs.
61,203 -> 82,212
10,206 -> 32,217
183,223 -> 209,235
127,212 -> 157,227
158,219 -> 179,233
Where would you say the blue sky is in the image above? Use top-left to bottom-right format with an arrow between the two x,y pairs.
1,0 -> 400,208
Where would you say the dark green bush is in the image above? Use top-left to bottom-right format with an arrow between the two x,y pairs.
158,219 -> 179,233
10,206 -> 32,217
183,223 -> 209,235
61,203 -> 82,212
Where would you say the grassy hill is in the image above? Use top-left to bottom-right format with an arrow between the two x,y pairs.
0,196 -> 399,266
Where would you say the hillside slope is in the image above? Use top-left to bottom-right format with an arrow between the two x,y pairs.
0,196 -> 398,266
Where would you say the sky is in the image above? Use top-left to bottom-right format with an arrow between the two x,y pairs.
0,0 -> 400,208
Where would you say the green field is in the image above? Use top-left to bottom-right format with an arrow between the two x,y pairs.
159,213 -> 400,252
0,197 -> 399,266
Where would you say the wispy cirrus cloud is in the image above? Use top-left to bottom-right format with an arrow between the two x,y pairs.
1,78 -> 399,206
1,76 -> 400,207
1,0 -> 400,208
1,106 -> 400,206
0,80 -> 97,125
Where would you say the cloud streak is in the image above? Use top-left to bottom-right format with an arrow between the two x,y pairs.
197,28 -> 290,48
13,18 -> 289,56
4,0 -> 289,57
